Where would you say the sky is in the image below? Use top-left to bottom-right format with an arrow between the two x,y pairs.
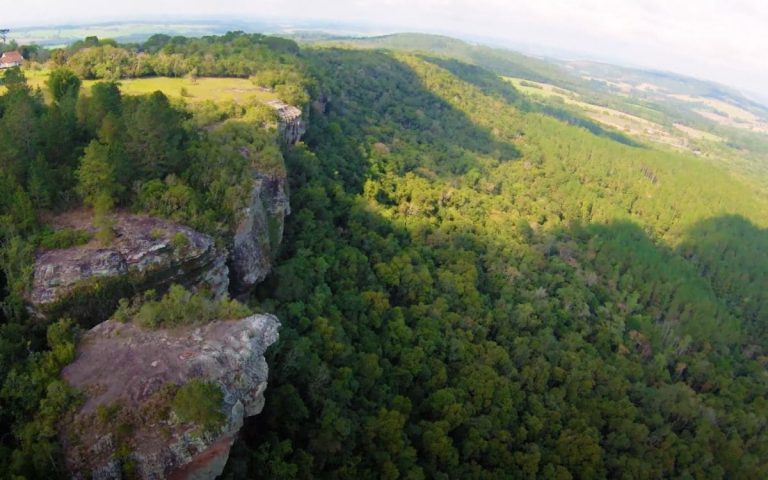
8,0 -> 768,97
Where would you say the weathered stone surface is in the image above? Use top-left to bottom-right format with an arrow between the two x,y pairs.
230,173 -> 290,295
266,100 -> 305,145
60,314 -> 280,480
28,213 -> 228,321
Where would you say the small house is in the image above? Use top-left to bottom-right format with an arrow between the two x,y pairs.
0,51 -> 23,69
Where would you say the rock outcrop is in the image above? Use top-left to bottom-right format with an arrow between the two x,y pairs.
230,173 -> 290,295
28,213 -> 228,323
266,100 -> 305,145
59,314 -> 280,480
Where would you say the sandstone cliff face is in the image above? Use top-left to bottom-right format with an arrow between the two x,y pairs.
266,100 -> 306,145
28,213 -> 228,323
60,314 -> 280,480
48,108 -> 301,479
230,173 -> 290,295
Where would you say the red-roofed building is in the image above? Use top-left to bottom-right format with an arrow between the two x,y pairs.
0,51 -> 23,69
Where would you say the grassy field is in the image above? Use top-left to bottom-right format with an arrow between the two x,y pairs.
504,76 -> 722,150
85,76 -> 277,104
1,68 -> 277,105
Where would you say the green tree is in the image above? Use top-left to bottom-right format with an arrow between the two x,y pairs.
122,91 -> 185,180
76,81 -> 121,135
75,140 -> 121,206
46,68 -> 81,103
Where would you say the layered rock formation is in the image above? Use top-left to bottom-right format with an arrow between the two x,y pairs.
28,213 -> 228,323
59,314 -> 280,480
266,100 -> 305,145
47,102 -> 303,479
230,172 -> 290,295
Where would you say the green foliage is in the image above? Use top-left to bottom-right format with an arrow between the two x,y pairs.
95,402 -> 122,425
6,32 -> 768,480
76,81 -> 121,135
0,319 -> 80,478
172,379 -> 225,432
122,91 -> 186,180
1,67 -> 29,93
0,33 -> 301,473
38,228 -> 92,250
46,67 -> 81,102
76,140 -> 121,206
66,31 -> 306,89
171,232 -> 190,252
93,191 -> 116,245
225,48 -> 768,479
131,284 -> 251,329
135,176 -> 204,229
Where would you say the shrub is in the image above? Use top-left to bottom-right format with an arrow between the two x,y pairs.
172,379 -> 225,432
171,232 -> 190,252
38,228 -> 92,250
95,402 -> 122,425
134,284 -> 251,328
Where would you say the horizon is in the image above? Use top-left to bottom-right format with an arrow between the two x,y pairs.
6,19 -> 768,107
4,1 -> 768,100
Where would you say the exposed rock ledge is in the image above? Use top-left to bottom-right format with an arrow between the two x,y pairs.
60,314 -> 280,480
230,172 -> 290,295
28,213 -> 228,323
266,100 -> 305,145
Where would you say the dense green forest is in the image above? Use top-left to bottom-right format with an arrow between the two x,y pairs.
328,33 -> 768,177
230,49 -> 768,479
3,32 -> 768,479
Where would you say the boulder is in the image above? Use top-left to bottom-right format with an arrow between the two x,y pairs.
59,314 -> 280,480
28,213 -> 228,324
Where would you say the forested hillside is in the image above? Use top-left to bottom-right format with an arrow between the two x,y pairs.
228,49 -> 768,478
326,33 -> 768,187
2,31 -> 768,479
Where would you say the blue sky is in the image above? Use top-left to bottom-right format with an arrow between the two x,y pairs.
9,0 -> 768,97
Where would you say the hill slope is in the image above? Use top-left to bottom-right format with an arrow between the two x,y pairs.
321,32 -> 768,188
231,47 -> 768,478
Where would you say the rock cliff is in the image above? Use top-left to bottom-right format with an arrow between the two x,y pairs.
230,172 -> 290,295
59,314 -> 280,480
266,100 -> 306,145
28,213 -> 228,324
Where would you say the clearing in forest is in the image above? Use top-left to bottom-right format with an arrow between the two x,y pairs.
1,69 -> 277,105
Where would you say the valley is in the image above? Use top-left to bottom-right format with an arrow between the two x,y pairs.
1,26 -> 768,480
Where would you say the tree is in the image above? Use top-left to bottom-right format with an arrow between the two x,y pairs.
76,140 -> 122,243
76,81 -> 121,135
1,67 -> 28,93
122,91 -> 185,180
75,140 -> 120,206
46,68 -> 81,103
0,92 -> 40,184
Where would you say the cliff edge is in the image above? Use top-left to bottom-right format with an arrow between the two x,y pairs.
59,314 -> 280,480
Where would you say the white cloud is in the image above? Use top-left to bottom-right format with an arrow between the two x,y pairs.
7,0 -> 768,95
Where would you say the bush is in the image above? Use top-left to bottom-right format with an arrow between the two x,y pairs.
172,379 -> 225,432
171,232 -> 190,253
134,284 -> 251,328
38,228 -> 92,250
